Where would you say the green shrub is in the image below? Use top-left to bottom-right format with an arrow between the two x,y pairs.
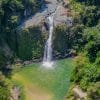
18,26 -> 44,60
0,72 -> 12,100
0,50 -> 6,70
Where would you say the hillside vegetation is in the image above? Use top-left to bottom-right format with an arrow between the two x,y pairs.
66,0 -> 100,99
0,0 -> 43,99
0,0 -> 43,68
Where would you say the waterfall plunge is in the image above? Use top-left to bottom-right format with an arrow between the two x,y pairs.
43,14 -> 54,68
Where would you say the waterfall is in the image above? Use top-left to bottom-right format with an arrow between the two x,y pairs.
43,14 -> 54,68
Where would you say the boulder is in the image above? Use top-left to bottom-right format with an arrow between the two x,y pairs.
10,86 -> 20,100
73,86 -> 87,100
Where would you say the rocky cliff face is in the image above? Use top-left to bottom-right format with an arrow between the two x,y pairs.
0,0 -> 74,64
17,0 -> 74,61
20,0 -> 72,29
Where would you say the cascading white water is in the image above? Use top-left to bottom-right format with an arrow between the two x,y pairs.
43,14 -> 54,68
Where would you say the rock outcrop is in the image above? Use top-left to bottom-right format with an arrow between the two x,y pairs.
73,86 -> 87,100
19,0 -> 72,29
10,86 -> 20,100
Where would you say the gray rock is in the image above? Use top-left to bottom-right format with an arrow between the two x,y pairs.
10,86 -> 20,100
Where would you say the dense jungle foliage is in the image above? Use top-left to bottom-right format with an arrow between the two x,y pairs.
0,0 -> 43,68
18,26 -> 45,60
66,0 -> 100,99
0,0 -> 43,99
